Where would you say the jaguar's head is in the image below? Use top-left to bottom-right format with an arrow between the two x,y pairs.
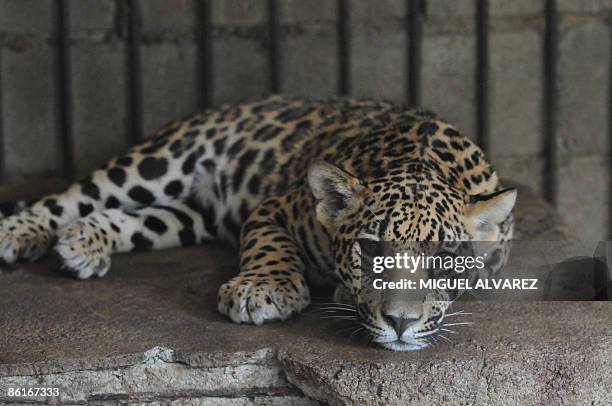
308,160 -> 516,351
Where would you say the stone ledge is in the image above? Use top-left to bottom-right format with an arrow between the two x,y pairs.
1,346 -> 308,405
0,183 -> 610,405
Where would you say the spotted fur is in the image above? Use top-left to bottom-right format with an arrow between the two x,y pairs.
0,96 -> 516,351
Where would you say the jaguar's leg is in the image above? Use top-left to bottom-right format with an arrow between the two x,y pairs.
54,201 -> 212,279
0,139 -> 201,265
217,197 -> 311,325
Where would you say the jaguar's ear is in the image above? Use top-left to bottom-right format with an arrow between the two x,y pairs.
308,161 -> 365,229
465,188 -> 517,240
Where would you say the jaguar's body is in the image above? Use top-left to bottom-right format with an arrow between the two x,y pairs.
0,96 -> 516,351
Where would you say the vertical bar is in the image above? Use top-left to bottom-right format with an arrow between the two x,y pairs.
608,24 -> 612,239
337,0 -> 351,96
407,0 -> 424,108
476,0 -> 490,156
126,0 -> 143,144
0,49 -> 4,177
543,0 -> 558,206
196,0 -> 213,108
55,0 -> 74,179
267,0 -> 281,93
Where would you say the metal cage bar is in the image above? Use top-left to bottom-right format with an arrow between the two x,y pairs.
126,0 -> 143,145
543,0 -> 559,206
268,0 -> 281,93
476,0 -> 490,157
337,0 -> 352,96
55,0 -> 74,180
0,42 -> 4,177
196,0 -> 213,108
608,21 -> 612,239
407,0 -> 424,108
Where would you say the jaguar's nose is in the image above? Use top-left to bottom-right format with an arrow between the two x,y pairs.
382,314 -> 419,337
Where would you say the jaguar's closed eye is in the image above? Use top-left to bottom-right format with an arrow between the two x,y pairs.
357,238 -> 383,257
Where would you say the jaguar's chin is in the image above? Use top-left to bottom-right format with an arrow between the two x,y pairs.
376,339 -> 430,352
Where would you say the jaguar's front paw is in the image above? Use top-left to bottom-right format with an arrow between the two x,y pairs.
217,272 -> 310,325
54,219 -> 112,279
0,211 -> 53,264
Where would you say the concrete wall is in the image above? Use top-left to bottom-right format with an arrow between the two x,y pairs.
0,0 -> 610,240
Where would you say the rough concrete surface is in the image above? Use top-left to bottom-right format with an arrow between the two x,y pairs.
0,184 -> 610,405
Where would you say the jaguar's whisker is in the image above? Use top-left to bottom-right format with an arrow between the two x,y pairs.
349,327 -> 365,341
316,307 -> 357,313
363,201 -> 385,224
320,315 -> 358,320
439,327 -> 457,334
317,302 -> 357,309
317,312 -> 355,317
437,334 -> 453,343
337,324 -> 362,334
444,311 -> 471,317
443,322 -> 473,327
318,305 -> 356,310
429,335 -> 439,347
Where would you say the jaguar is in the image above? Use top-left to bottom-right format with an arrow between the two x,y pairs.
0,96 -> 516,351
